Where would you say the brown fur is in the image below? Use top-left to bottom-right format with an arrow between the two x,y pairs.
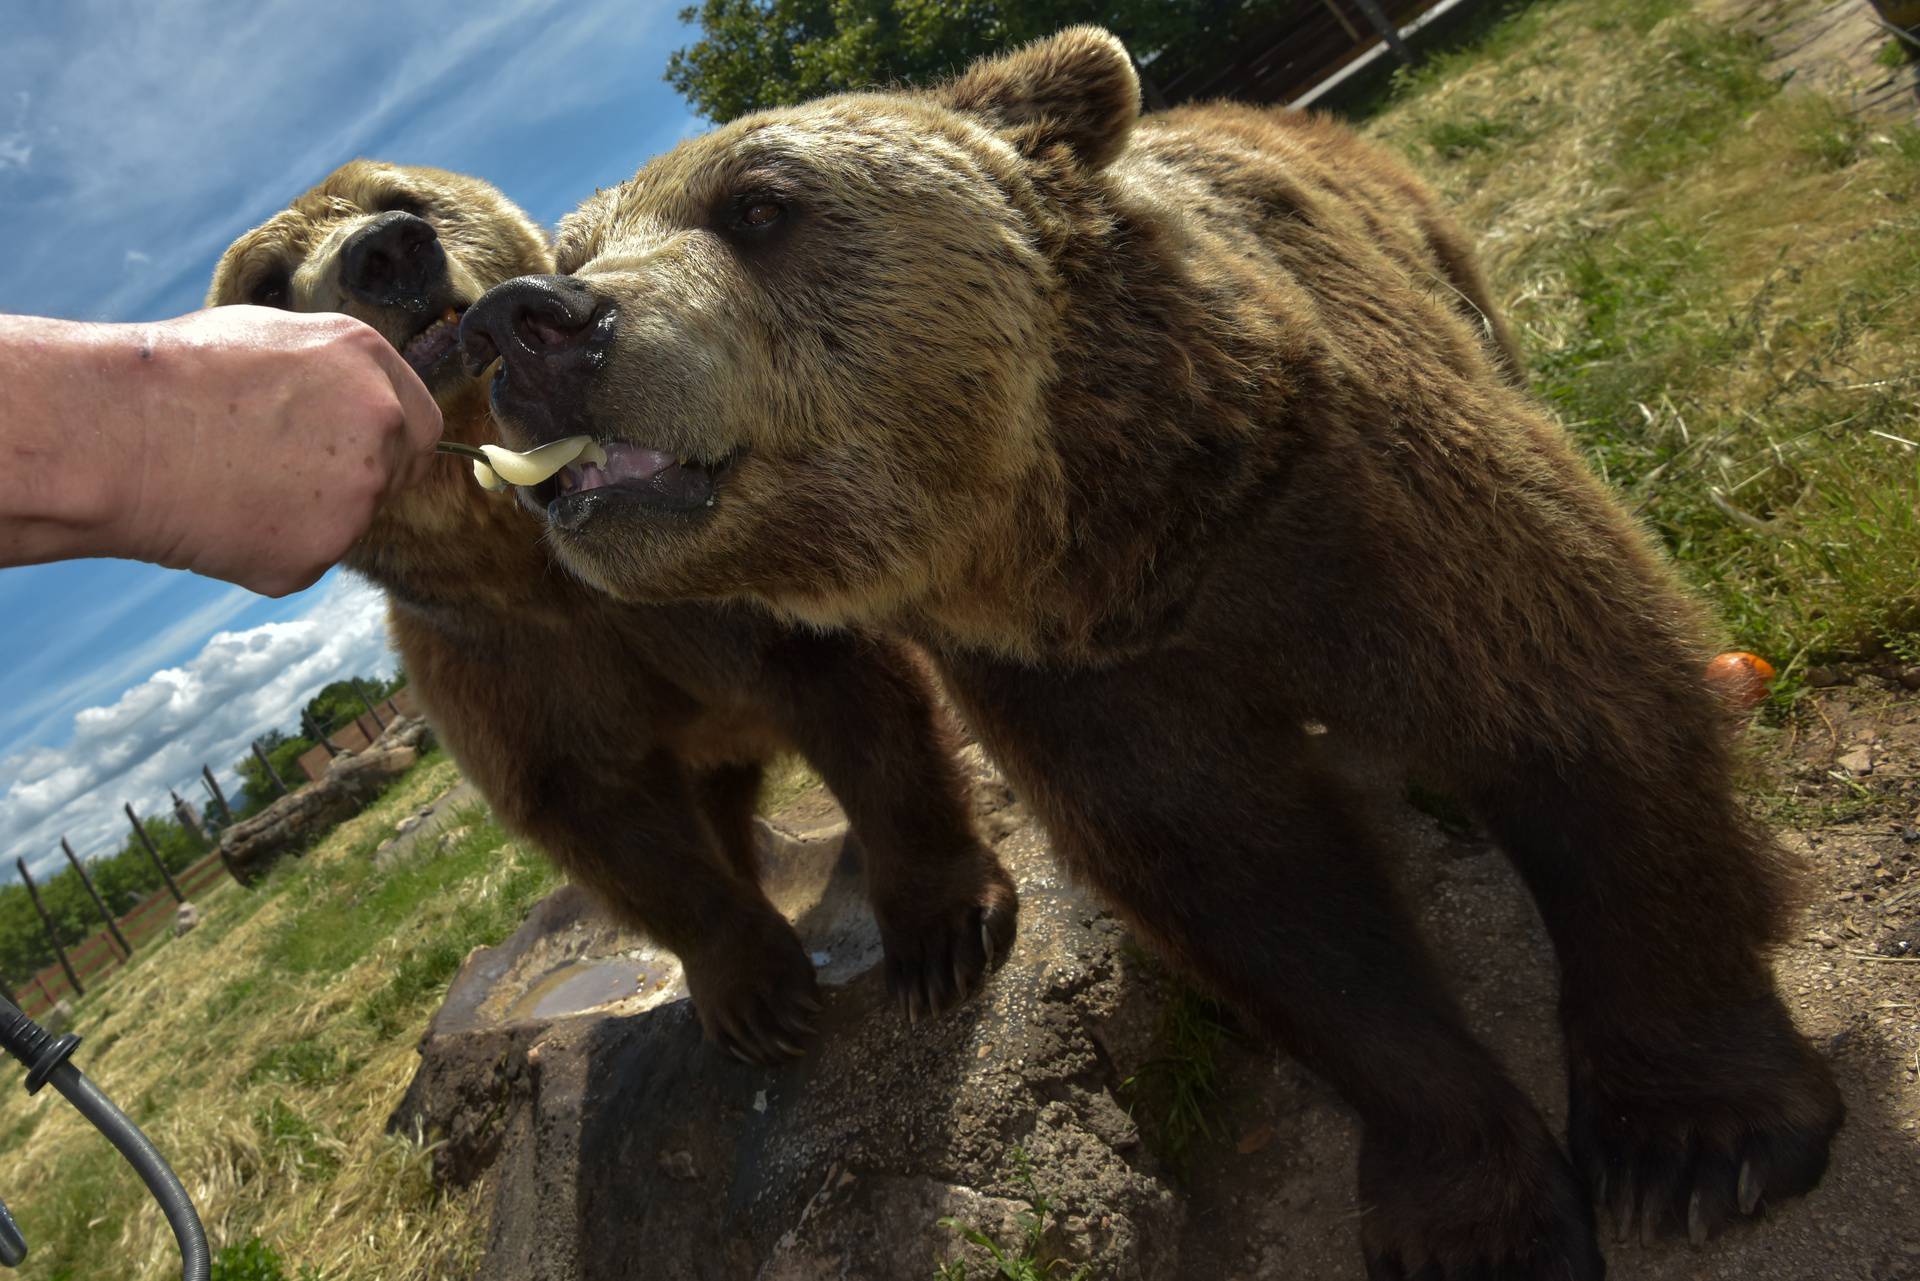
207,161 -> 1017,1064
477,29 -> 1841,1278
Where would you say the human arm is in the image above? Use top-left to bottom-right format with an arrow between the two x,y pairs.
0,306 -> 442,596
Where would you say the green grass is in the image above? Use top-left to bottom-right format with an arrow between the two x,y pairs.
0,752 -> 516,1280
934,1148 -> 1091,1281
1363,0 -> 1920,687
209,1237 -> 315,1281
1120,984 -> 1235,1176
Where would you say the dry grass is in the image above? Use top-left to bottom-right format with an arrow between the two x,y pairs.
1363,0 -> 1920,692
0,752 -> 558,1280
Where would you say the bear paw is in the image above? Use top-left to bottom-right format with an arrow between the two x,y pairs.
1359,1121 -> 1603,1281
683,915 -> 822,1066
1568,1002 -> 1843,1244
874,849 -> 1019,1023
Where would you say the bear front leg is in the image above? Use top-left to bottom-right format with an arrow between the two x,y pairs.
518,748 -> 821,1065
1472,745 -> 1842,1244
759,629 -> 1018,1022
1086,786 -> 1602,1281
941,656 -> 1604,1280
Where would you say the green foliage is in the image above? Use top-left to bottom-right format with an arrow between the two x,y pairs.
1877,36 -> 1918,68
209,1236 -> 316,1281
667,0 -> 1305,123
1120,986 -> 1233,1175
1420,113 -> 1517,157
232,729 -> 313,819
304,674 -> 403,735
934,1148 -> 1090,1281
0,814 -> 205,986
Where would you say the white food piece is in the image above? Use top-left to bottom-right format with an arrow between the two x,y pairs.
472,460 -> 508,491
474,436 -> 608,487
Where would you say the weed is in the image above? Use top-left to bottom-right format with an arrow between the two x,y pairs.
1422,114 -> 1517,157
209,1236 -> 317,1281
934,1148 -> 1091,1281
1121,985 -> 1234,1175
245,1037 -> 364,1088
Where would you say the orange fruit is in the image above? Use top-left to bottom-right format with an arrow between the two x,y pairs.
1705,651 -> 1776,709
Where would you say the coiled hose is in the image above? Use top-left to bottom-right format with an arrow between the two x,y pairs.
0,994 -> 209,1280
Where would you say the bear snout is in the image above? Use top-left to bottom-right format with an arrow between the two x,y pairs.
340,210 -> 446,311
461,273 -> 611,443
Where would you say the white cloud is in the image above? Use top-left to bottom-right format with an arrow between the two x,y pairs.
124,248 -> 150,267
0,573 -> 395,880
0,0 -> 690,321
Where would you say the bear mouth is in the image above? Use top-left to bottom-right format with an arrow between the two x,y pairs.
399,305 -> 468,380
519,443 -> 741,530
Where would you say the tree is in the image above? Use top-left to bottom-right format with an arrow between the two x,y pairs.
232,729 -> 314,819
304,674 -> 398,733
666,0 -> 1296,123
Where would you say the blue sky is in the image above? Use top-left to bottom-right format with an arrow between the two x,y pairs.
0,0 -> 703,876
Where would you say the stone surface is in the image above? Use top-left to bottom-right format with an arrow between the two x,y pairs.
394,703 -> 1920,1281
171,902 -> 200,937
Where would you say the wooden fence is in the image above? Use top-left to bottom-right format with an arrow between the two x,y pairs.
11,849 -> 233,1019
1153,0 -> 1469,109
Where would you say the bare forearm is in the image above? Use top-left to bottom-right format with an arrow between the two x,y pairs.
0,307 -> 442,595
0,314 -> 152,565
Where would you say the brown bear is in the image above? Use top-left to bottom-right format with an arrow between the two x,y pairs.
206,161 -> 1017,1065
459,29 -> 1842,1280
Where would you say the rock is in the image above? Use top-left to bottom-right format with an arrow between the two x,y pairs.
1837,746 -> 1875,774
41,999 -> 75,1035
216,715 -> 434,879
392,764 -> 1182,1281
1901,666 -> 1920,692
172,902 -> 201,937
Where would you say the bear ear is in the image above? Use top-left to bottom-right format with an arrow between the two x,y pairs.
936,26 -> 1140,170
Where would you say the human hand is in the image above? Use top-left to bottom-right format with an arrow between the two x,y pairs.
113,307 -> 443,595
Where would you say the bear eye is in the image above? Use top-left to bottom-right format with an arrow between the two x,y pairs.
733,197 -> 785,231
249,269 -> 291,308
377,191 -> 427,217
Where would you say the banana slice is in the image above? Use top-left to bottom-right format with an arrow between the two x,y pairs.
470,436 -> 608,489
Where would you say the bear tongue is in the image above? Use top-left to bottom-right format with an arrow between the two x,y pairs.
570,444 -> 676,494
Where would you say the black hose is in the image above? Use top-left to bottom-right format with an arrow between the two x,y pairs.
0,996 -> 209,1281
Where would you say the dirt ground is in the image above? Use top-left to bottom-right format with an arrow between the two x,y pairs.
1171,672 -> 1920,1280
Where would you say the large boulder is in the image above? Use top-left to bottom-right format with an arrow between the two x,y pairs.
218,715 -> 436,880
392,749 -> 1184,1280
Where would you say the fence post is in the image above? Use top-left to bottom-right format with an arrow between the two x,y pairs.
171,789 -> 207,844
16,858 -> 82,998
251,739 -> 291,797
201,764 -> 234,825
60,837 -> 132,961
124,803 -> 186,903
303,708 -> 343,757
358,688 -> 386,733
1351,0 -> 1415,63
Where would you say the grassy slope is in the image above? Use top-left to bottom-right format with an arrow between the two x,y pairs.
1361,0 -> 1920,693
0,752 -> 558,1281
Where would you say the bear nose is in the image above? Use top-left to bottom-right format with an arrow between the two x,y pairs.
460,275 -> 602,371
339,211 -> 444,308
460,275 -> 608,443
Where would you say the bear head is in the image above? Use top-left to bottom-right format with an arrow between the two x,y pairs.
460,28 -> 1141,633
